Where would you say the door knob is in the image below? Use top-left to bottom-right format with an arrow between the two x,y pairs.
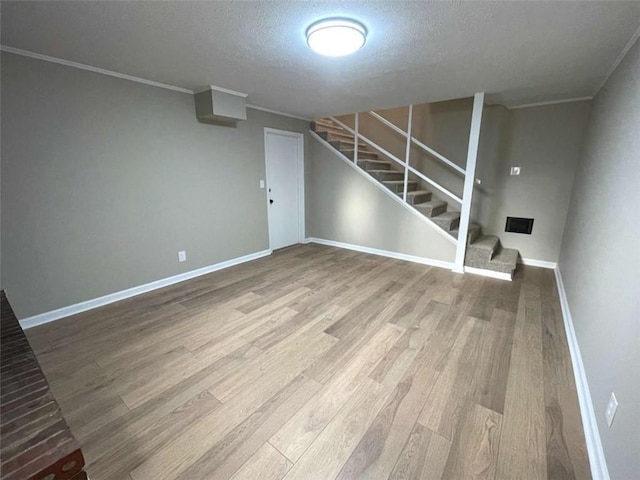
270,199 -> 274,204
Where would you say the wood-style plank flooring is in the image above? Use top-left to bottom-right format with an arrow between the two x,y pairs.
25,244 -> 591,480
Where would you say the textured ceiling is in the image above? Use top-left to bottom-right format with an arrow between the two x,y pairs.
2,1 -> 639,118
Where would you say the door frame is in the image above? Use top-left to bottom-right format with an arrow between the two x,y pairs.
264,128 -> 305,250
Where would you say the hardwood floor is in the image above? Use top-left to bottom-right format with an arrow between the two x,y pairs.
25,244 -> 591,480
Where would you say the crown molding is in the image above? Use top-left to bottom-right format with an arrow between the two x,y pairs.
1,45 -> 193,94
1,45 -> 309,121
509,96 -> 593,110
594,23 -> 640,97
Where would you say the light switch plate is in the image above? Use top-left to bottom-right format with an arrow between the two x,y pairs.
259,180 -> 265,189
178,251 -> 187,262
510,167 -> 521,176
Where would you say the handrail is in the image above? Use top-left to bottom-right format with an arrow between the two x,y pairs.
330,116 -> 462,204
367,111 -> 466,176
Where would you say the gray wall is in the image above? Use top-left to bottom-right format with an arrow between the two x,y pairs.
558,40 -> 640,479
1,53 -> 308,318
336,99 -> 591,263
305,138 -> 456,263
479,101 -> 591,262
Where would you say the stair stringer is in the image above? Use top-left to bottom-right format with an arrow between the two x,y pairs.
310,130 -> 458,247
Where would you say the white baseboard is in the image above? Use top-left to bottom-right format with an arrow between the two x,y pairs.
554,266 -> 610,480
464,266 -> 512,281
18,249 -> 272,329
520,257 -> 558,269
304,237 -> 455,270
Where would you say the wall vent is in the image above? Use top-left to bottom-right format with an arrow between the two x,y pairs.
194,86 -> 247,126
505,217 -> 534,234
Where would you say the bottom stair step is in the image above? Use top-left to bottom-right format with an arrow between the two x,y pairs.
490,248 -> 519,271
465,247 -> 519,277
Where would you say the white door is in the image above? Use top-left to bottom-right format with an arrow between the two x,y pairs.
265,129 -> 303,250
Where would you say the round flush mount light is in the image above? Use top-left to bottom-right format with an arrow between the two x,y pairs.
306,18 -> 367,57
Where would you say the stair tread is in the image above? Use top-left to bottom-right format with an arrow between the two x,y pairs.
342,149 -> 377,155
414,200 -> 447,209
432,211 -> 460,220
312,123 -> 343,133
335,137 -> 362,143
383,180 -> 418,185
358,159 -> 391,165
406,190 -> 431,197
469,234 -> 499,251
318,128 -> 350,136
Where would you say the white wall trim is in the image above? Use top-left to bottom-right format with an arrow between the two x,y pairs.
554,266 -> 610,480
463,266 -> 512,281
519,257 -> 558,269
310,130 -> 458,246
509,96 -> 593,110
594,23 -> 640,97
1,45 -> 309,121
18,249 -> 272,329
304,237 -> 455,270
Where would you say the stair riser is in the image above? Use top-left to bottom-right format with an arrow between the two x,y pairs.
405,192 -> 432,205
329,140 -> 369,151
358,160 -> 391,171
384,182 -> 417,194
432,215 -> 460,231
416,203 -> 447,218
468,226 -> 481,245
343,150 -> 378,161
465,257 -> 515,274
466,246 -> 495,264
311,122 -> 344,134
370,171 -> 404,182
316,130 -> 357,144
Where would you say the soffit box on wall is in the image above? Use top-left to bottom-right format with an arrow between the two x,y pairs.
194,86 -> 247,125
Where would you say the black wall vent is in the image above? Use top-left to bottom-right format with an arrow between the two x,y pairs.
505,217 -> 534,234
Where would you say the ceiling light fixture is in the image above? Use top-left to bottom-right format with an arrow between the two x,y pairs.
306,18 -> 367,57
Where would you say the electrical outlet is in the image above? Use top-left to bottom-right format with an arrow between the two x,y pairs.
510,166 -> 521,176
178,251 -> 187,262
605,392 -> 618,427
